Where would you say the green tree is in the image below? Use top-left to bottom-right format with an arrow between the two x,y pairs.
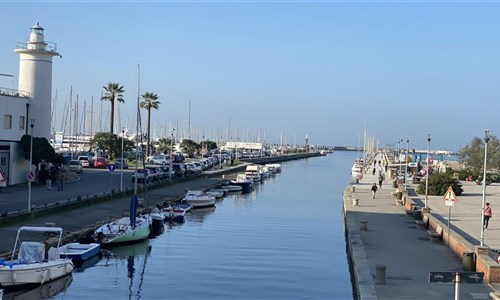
458,135 -> 500,176
180,139 -> 200,158
90,132 -> 134,160
100,82 -> 125,134
201,140 -> 217,150
157,138 -> 175,153
19,135 -> 63,165
417,172 -> 463,196
139,92 -> 160,158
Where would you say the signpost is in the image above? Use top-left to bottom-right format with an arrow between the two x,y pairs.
443,186 -> 458,246
429,271 -> 483,300
0,168 -> 6,188
26,171 -> 35,182
109,164 -> 115,190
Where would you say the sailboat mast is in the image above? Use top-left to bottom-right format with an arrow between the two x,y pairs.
134,64 -> 140,197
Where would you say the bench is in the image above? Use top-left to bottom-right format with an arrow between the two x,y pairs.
428,225 -> 443,242
415,214 -> 429,229
405,205 -> 419,217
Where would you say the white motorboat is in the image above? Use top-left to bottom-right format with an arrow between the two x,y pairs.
183,190 -> 216,208
93,195 -> 152,246
265,163 -> 281,173
206,188 -> 226,199
0,226 -> 74,288
220,184 -> 242,192
259,166 -> 270,179
162,204 -> 190,223
245,165 -> 262,182
229,174 -> 254,193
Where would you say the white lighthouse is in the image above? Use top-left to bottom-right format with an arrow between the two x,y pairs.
15,22 -> 60,141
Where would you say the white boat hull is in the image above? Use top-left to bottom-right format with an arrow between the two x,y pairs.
0,259 -> 73,287
94,216 -> 151,246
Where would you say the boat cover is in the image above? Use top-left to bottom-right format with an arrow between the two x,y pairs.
18,241 -> 44,263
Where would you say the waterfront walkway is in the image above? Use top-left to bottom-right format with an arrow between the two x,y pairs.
345,153 -> 495,299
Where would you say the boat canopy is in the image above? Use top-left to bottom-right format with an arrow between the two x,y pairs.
18,226 -> 63,233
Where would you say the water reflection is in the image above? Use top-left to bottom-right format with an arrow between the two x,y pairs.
101,241 -> 151,300
3,274 -> 72,300
185,206 -> 216,223
73,252 -> 101,272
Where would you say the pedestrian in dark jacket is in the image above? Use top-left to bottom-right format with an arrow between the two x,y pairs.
371,183 -> 378,199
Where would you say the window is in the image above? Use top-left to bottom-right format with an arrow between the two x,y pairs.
4,115 -> 12,129
19,116 -> 25,130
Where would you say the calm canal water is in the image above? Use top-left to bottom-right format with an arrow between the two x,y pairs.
30,151 -> 356,299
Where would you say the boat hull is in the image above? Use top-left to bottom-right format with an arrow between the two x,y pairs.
58,243 -> 100,262
94,216 -> 151,246
0,260 -> 73,288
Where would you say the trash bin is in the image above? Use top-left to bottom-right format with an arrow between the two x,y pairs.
413,210 -> 422,220
463,252 -> 475,271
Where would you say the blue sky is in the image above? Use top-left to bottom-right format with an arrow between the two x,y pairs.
1,1 -> 499,151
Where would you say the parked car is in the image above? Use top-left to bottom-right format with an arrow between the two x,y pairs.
151,154 -> 171,165
77,156 -> 90,168
114,159 -> 129,169
93,157 -> 108,169
67,160 -> 83,173
132,169 -> 152,184
159,166 -> 174,180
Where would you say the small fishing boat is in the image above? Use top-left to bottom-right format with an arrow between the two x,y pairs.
206,188 -> 226,199
59,243 -> 100,262
149,207 -> 165,231
162,205 -> 189,223
183,190 -> 216,208
220,185 -> 242,192
229,174 -> 254,193
0,226 -> 74,288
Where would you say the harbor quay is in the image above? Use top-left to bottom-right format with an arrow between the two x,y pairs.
344,153 -> 497,299
0,152 -> 321,257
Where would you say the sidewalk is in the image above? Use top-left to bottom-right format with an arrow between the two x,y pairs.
345,153 -> 492,299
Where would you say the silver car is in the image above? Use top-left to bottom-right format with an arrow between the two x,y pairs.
67,160 -> 83,173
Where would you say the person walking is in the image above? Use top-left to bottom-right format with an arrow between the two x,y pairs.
372,167 -> 376,176
484,202 -> 492,229
58,171 -> 65,191
378,174 -> 384,189
371,183 -> 378,199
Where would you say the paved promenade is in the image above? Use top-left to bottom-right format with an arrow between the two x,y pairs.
345,154 -> 494,299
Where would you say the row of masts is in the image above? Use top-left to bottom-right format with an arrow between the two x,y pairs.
50,89 -> 311,151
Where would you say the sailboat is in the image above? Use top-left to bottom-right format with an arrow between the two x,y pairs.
93,64 -> 151,246
93,196 -> 151,246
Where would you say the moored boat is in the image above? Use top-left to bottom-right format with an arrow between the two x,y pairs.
220,185 -> 242,192
183,190 -> 216,208
58,243 -> 100,262
93,195 -> 151,246
229,174 -> 254,193
162,204 -> 190,223
0,226 -> 74,289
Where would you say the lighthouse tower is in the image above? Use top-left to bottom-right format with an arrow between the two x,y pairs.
15,22 -> 60,141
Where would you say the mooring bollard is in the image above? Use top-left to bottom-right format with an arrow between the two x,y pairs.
360,220 -> 368,231
375,265 -> 386,284
352,198 -> 359,206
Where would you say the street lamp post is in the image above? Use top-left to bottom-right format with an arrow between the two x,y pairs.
425,133 -> 431,208
28,119 -> 35,212
120,129 -> 124,191
399,139 -> 403,182
405,137 -> 409,190
169,129 -> 174,181
480,129 -> 490,247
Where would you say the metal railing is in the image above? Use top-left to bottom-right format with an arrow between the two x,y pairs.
0,87 -> 31,98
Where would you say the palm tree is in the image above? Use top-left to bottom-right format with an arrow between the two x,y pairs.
140,92 -> 160,157
100,82 -> 125,134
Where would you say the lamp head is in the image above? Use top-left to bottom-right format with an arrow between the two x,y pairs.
427,133 -> 431,143
30,119 -> 35,128
485,129 -> 491,143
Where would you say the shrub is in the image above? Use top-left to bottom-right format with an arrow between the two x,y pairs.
417,172 -> 463,196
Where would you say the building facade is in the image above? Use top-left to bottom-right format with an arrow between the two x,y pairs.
0,23 -> 59,185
